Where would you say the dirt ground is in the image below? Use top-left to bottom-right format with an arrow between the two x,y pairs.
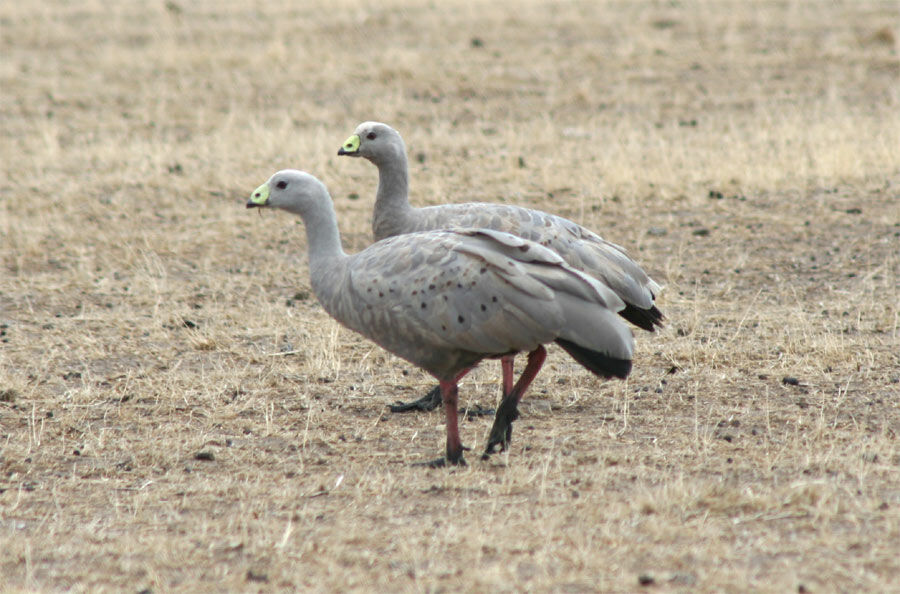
1,1 -> 899,592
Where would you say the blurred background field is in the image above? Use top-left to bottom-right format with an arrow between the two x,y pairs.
1,1 -> 899,591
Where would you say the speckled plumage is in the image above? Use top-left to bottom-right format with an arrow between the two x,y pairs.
247,170 -> 635,463
338,121 -> 663,331
339,227 -> 634,379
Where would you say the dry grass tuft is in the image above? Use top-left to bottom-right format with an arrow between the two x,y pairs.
2,1 -> 899,591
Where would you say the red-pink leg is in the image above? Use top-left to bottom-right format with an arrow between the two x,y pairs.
483,346 -> 547,457
506,347 -> 546,404
501,355 -> 515,397
435,367 -> 472,466
440,380 -> 464,464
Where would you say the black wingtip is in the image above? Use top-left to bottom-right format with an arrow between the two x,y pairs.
554,339 -> 632,379
618,303 -> 665,332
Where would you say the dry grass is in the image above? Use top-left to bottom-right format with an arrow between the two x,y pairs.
2,0 -> 899,592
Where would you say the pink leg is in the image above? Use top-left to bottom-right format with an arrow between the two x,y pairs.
500,355 -> 515,397
483,346 -> 547,457
440,380 -> 464,464
437,367 -> 472,466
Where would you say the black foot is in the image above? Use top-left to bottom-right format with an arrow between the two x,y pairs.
482,399 -> 520,459
390,387 -> 496,417
460,405 -> 496,419
413,456 -> 467,468
389,385 -> 442,413
413,445 -> 470,468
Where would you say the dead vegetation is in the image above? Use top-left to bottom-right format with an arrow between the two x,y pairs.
1,1 -> 898,591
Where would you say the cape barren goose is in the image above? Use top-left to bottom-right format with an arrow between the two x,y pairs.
246,169 -> 635,465
338,121 -> 663,413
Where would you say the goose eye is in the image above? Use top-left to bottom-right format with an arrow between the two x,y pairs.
366,132 -> 377,140
276,180 -> 288,189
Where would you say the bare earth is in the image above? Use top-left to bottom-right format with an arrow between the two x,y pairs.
1,1 -> 899,592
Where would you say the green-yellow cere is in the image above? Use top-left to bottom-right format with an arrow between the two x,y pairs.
341,134 -> 360,153
249,183 -> 269,205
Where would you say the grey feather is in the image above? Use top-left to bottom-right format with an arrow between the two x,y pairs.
247,170 -> 634,381
339,121 -> 663,330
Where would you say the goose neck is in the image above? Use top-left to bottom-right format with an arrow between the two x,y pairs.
301,199 -> 349,296
373,147 -> 413,239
